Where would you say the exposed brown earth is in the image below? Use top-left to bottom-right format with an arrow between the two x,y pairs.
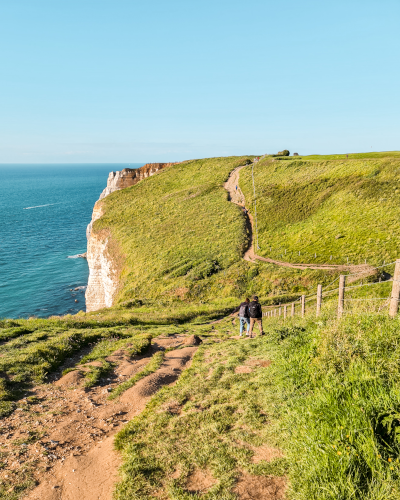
234,473 -> 286,500
0,335 -> 198,499
186,468 -> 217,494
234,365 -> 253,374
252,445 -> 284,464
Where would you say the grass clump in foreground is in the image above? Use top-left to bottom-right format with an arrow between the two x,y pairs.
113,336 -> 287,499
268,311 -> 400,499
108,351 -> 165,400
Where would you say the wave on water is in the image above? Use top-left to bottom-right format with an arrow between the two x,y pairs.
74,286 -> 86,290
67,254 -> 87,259
23,203 -> 58,210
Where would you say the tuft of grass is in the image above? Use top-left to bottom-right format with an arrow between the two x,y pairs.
108,351 -> 165,400
83,361 -> 114,388
61,367 -> 77,376
80,332 -> 152,364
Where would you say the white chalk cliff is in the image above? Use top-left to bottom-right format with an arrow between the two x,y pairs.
85,163 -> 176,312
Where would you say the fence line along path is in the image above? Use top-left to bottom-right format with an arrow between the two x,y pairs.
224,165 -> 376,275
262,259 -> 400,321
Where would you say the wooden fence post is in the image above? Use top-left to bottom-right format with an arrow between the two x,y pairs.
301,295 -> 305,317
389,260 -> 400,317
284,304 -> 287,320
338,275 -> 346,319
316,284 -> 322,317
279,306 -> 282,317
291,302 -> 295,317
274,309 -> 277,317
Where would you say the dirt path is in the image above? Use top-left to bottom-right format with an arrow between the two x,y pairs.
6,336 -> 198,500
224,166 -> 376,276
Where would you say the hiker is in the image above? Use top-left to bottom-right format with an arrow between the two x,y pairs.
248,295 -> 264,337
231,298 -> 250,337
235,185 -> 238,191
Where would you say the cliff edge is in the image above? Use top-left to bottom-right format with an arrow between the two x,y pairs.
99,163 -> 177,200
85,162 -> 175,312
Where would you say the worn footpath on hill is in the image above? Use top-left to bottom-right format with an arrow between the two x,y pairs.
224,164 -> 376,279
0,335 -> 196,500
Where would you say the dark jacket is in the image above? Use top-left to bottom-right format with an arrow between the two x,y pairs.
248,300 -> 262,318
232,302 -> 249,318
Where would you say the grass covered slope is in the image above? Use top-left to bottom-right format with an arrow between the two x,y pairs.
269,311 -> 400,500
240,154 -> 400,266
114,335 -> 287,500
91,155 -> 354,305
93,157 -> 252,304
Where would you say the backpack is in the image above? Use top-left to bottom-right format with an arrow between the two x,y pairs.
249,301 -> 261,318
239,303 -> 248,317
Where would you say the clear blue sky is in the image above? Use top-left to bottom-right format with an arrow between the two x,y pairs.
1,0 -> 399,162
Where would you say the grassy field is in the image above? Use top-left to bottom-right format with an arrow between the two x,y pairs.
266,307 -> 400,499
94,156 -> 252,304
114,334 -> 287,500
109,304 -> 400,500
240,154 -> 400,268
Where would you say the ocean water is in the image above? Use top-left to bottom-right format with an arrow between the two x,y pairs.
0,164 -> 144,319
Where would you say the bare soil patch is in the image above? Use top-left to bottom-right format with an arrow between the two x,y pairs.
186,469 -> 216,494
235,366 -> 253,374
247,358 -> 272,368
120,347 -> 196,404
234,472 -> 286,499
0,339 -> 198,500
54,370 -> 84,386
252,445 -> 284,463
184,334 -> 202,346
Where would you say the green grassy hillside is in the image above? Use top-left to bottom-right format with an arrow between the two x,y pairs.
92,153 -> 400,306
240,154 -> 400,267
2,152 -> 400,499
94,156 -> 251,304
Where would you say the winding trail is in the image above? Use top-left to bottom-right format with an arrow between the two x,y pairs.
224,166 -> 375,276
24,337 -> 198,500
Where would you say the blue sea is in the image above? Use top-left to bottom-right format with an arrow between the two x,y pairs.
0,164 -> 144,319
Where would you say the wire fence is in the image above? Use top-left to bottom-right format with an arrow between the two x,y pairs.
262,260 -> 400,321
251,159 -> 260,250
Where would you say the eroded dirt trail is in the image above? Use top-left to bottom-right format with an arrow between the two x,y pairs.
8,336 -> 198,500
224,166 -> 376,276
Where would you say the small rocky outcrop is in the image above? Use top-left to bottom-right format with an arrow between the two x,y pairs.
184,335 -> 202,346
99,163 -> 177,200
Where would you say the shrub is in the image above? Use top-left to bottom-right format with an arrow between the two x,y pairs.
277,150 -> 290,156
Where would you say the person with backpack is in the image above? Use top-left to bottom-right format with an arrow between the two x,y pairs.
248,295 -> 264,337
231,298 -> 250,337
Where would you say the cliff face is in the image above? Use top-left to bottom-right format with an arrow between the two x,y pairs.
98,163 -> 176,200
85,162 -> 175,312
85,201 -> 120,312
